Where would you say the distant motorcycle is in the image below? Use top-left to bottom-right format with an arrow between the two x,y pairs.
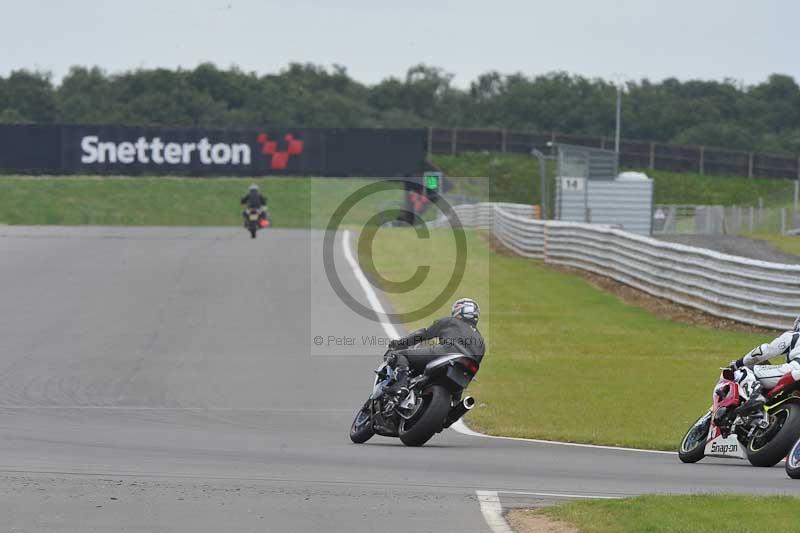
350,349 -> 479,447
679,367 -> 800,467
245,207 -> 270,239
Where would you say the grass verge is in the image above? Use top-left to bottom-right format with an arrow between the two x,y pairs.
0,176 -> 401,227
522,494 -> 800,533
752,232 -> 800,256
363,228 -> 768,450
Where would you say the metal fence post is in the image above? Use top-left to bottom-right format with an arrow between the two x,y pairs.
737,205 -> 743,234
600,136 -> 606,150
699,146 -> 705,175
427,126 -> 433,154
649,142 -> 655,170
758,197 -> 763,227
501,129 -> 507,153
782,208 -> 787,235
450,128 -> 458,155
748,152 -> 754,178
794,180 -> 799,212
531,148 -> 548,220
749,206 -> 755,233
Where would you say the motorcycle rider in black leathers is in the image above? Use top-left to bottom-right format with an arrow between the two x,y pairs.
729,315 -> 800,419
385,298 -> 484,395
240,183 -> 268,227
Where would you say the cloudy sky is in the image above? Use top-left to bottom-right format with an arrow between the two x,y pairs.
2,0 -> 797,86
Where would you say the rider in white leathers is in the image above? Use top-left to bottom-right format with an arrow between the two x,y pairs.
729,316 -> 800,413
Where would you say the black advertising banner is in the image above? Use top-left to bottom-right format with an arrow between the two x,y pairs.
324,129 -> 428,177
0,125 -> 62,173
0,125 -> 427,177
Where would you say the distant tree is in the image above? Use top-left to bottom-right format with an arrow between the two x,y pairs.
0,107 -> 31,124
403,64 -> 453,120
673,122 -> 753,150
2,70 -> 57,123
1,63 -> 799,155
58,66 -> 113,123
746,74 -> 800,134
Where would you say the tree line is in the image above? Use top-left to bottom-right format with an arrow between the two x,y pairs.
1,63 -> 798,154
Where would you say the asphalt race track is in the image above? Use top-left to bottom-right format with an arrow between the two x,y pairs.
1,226 -> 800,532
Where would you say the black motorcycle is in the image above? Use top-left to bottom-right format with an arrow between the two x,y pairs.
245,207 -> 270,238
349,350 -> 479,447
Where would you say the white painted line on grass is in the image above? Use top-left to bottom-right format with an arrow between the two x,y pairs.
451,419 -> 675,455
499,490 -> 621,500
475,490 -> 514,533
341,229 -> 400,339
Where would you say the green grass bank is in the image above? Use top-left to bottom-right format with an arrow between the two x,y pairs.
0,176 -> 402,228
519,494 -> 800,533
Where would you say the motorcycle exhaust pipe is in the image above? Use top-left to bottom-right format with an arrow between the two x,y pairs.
443,396 -> 475,428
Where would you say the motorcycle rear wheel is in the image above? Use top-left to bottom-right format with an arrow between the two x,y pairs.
746,402 -> 800,467
349,403 -> 375,444
679,411 -> 711,464
399,385 -> 450,447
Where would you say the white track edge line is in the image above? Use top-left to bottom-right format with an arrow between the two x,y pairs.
451,419 -> 674,455
475,491 -> 514,533
499,490 -> 621,500
341,229 -> 400,339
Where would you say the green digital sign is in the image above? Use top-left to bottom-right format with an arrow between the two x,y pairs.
424,172 -> 441,191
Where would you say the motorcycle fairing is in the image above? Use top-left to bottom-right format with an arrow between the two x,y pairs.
703,372 -> 747,459
704,430 -> 746,459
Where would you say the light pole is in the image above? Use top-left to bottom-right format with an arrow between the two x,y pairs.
614,82 -> 622,154
531,148 -> 548,219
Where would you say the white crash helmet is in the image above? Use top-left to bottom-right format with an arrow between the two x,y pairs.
248,183 -> 259,191
452,298 -> 480,324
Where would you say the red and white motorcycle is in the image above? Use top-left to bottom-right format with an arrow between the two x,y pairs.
679,367 -> 800,467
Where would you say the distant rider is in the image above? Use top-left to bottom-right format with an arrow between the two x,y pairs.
729,316 -> 800,416
240,183 -> 268,226
385,298 -> 485,396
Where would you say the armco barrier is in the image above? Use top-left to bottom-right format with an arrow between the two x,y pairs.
437,203 -> 800,330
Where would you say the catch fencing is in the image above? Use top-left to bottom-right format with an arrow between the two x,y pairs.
428,127 -> 800,180
438,202 -> 800,330
652,204 -> 800,236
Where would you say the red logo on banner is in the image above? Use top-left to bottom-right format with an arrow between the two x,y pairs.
256,133 -> 304,170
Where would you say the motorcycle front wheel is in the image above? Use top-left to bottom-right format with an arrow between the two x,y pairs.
747,402 -> 800,467
398,385 -> 450,447
349,402 -> 375,444
786,436 -> 800,478
679,411 -> 711,464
